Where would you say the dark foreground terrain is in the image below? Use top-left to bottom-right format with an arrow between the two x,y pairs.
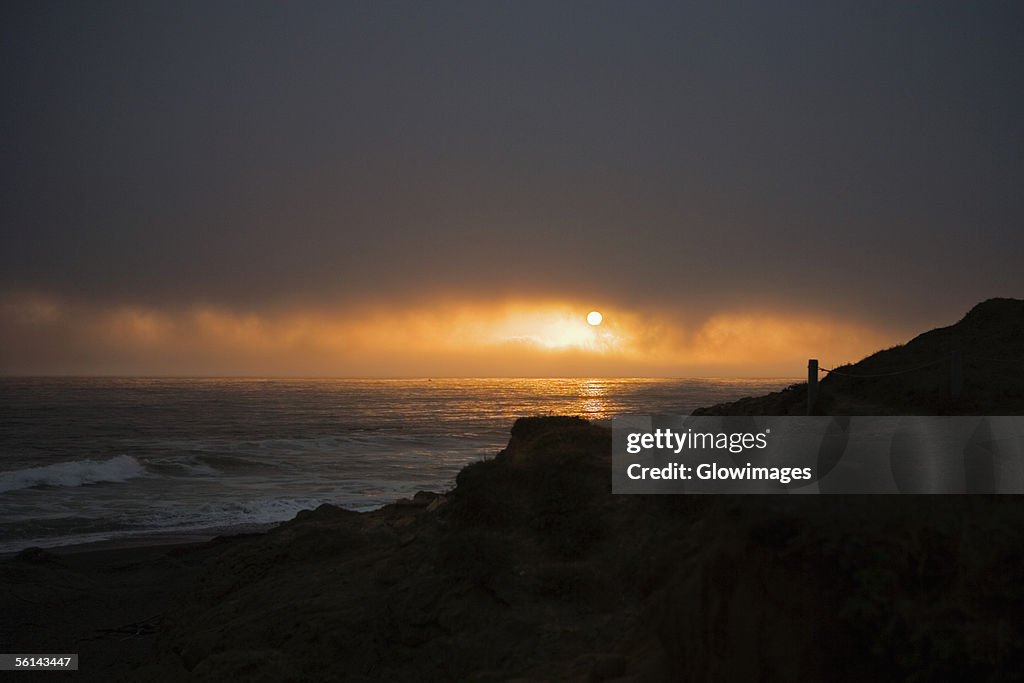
2,299 -> 1022,681
3,417 -> 1023,682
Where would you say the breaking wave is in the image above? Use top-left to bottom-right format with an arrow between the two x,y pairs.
0,455 -> 146,493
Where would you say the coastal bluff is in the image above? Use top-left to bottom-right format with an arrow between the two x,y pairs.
695,297 -> 1024,416
129,418 -> 1021,681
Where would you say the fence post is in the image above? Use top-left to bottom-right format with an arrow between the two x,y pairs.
807,359 -> 818,415
950,350 -> 963,400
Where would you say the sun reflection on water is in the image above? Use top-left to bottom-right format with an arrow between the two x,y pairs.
576,379 -> 610,419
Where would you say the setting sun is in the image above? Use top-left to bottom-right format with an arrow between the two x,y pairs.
492,307 -> 618,352
587,311 -> 603,326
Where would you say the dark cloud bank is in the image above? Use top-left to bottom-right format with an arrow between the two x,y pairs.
2,2 -> 1022,373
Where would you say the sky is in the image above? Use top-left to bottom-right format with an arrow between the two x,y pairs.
2,1 -> 1022,377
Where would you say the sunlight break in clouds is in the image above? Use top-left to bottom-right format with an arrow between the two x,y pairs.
0,293 -> 902,377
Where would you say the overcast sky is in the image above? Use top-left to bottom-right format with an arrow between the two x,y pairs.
2,2 -> 1022,375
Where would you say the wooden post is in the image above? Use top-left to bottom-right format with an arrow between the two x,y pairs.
807,359 -> 818,415
950,350 -> 963,400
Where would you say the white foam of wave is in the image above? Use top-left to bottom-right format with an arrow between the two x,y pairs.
137,497 -> 338,530
0,455 -> 146,493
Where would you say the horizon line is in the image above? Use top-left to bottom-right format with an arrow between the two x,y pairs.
0,374 -> 804,381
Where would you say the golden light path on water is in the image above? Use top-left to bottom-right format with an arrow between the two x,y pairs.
558,377 -> 794,421
579,379 -> 609,417
441,377 -> 796,424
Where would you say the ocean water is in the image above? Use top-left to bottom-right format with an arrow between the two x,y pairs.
0,377 -> 793,552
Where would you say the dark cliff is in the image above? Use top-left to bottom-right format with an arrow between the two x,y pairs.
695,298 -> 1024,416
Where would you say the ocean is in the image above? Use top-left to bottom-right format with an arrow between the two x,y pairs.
0,377 -> 793,552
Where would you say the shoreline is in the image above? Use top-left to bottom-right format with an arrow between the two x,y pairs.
0,523 -> 281,560
2,532 -> 229,561
1,421 -> 612,559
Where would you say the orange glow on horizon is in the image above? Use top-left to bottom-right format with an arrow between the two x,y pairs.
0,292 -> 902,377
